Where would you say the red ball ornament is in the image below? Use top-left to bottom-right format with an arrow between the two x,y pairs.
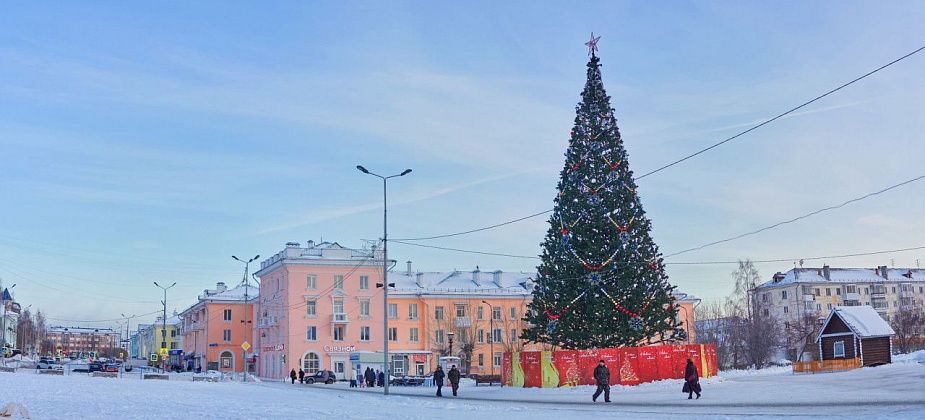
560,228 -> 570,236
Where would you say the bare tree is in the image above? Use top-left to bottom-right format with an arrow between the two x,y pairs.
725,260 -> 780,369
783,314 -> 821,362
891,307 -> 925,354
695,301 -> 736,369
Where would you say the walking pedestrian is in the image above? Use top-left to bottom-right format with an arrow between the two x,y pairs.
683,358 -> 701,399
433,366 -> 445,397
448,365 -> 461,397
289,368 -> 297,385
349,368 -> 357,388
365,367 -> 375,387
592,360 -> 611,403
298,368 -> 305,384
378,370 -> 386,387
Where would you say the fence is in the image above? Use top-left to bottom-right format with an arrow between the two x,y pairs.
792,358 -> 860,374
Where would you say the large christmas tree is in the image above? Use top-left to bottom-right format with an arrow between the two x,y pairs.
523,36 -> 684,349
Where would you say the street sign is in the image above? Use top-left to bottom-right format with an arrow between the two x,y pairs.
159,348 -> 168,356
241,341 -> 251,351
149,354 -> 157,362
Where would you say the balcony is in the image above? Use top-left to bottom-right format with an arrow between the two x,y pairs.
332,313 -> 349,323
455,317 -> 472,328
803,294 -> 815,302
843,292 -> 860,301
871,288 -> 886,297
900,290 -> 914,298
258,317 -> 278,328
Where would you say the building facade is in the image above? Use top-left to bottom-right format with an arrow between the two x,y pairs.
253,241 -> 701,380
179,282 -> 257,372
1,287 -> 20,351
133,314 -> 183,363
47,326 -> 120,358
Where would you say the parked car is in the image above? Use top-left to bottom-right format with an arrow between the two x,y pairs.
88,362 -> 103,373
69,362 -> 90,372
305,370 -> 336,384
103,364 -> 120,373
37,358 -> 57,369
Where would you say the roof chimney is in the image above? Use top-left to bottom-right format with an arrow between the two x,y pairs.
415,272 -> 424,287
879,265 -> 889,280
822,265 -> 831,281
406,261 -> 413,276
493,270 -> 503,287
472,267 -> 481,285
772,272 -> 785,283
216,282 -> 227,293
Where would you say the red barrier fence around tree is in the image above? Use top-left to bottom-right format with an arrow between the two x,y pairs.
503,344 -> 717,388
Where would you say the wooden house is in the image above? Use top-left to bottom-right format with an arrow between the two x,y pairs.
816,306 -> 895,367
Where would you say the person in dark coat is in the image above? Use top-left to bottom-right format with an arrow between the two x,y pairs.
289,368 -> 297,384
298,368 -> 305,384
365,367 -> 375,387
592,360 -> 611,403
378,370 -> 386,387
683,358 -> 701,399
433,366 -> 446,397
447,365 -> 461,396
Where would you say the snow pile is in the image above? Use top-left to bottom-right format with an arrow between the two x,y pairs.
894,350 -> 925,365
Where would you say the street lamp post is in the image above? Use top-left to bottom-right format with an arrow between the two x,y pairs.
481,300 -> 494,376
356,165 -> 412,396
153,281 -> 176,372
447,331 -> 455,358
232,254 -> 260,382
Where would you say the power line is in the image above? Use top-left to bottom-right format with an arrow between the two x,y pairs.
392,240 -> 925,268
669,244 -> 925,265
45,310 -> 163,324
392,209 -> 553,241
635,44 -> 925,179
393,45 -> 925,243
664,173 -> 925,258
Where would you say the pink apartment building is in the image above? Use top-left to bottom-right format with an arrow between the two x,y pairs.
253,241 -> 700,380
179,282 -> 257,373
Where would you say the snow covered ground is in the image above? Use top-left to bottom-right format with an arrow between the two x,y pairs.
0,354 -> 923,419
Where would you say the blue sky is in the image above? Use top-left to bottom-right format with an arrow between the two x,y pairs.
2,1 -> 925,329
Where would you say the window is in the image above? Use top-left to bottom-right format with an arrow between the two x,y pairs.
510,307 -> 517,319
782,290 -> 788,299
360,326 -> 370,341
846,285 -> 857,294
360,275 -> 369,290
303,353 -> 320,374
492,328 -> 502,343
477,329 -> 484,343
170,330 -> 177,337
170,342 -> 178,349
477,306 -> 484,320
334,275 -> 344,290
223,329 -> 232,342
456,304 -> 467,318
223,309 -> 232,321
333,326 -> 345,341
334,361 -> 345,374
762,293 -> 768,302
389,327 -> 398,342
762,308 -> 769,316
306,326 -> 316,341
360,300 -> 370,317
306,299 -> 317,316
388,303 -> 398,319
783,306 -> 789,314
825,288 -> 831,296
333,298 -> 344,314
307,274 -> 317,290
816,304 -> 821,311
478,353 -> 484,367
865,287 -> 869,295
435,306 -> 445,320
815,288 -> 820,296
435,329 -> 445,344
492,307 -> 502,321
409,304 -> 419,320
827,303 -> 832,310
510,329 -> 517,342
836,288 -> 841,295
833,341 -> 845,358
220,351 -> 233,369
892,287 -> 896,294
410,327 -> 419,342
493,352 -> 502,368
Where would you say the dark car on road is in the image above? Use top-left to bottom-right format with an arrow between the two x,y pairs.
305,370 -> 336,384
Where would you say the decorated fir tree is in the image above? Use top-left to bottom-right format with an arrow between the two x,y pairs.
522,35 -> 684,349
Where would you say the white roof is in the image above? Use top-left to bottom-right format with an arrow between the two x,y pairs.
389,270 -> 535,296
201,283 -> 258,302
758,267 -> 925,288
818,306 -> 895,340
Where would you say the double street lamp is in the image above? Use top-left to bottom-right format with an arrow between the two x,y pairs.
481,300 -> 495,377
153,281 -> 176,372
232,254 -> 259,381
356,165 -> 412,396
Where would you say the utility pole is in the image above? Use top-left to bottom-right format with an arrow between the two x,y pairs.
357,165 -> 412,396
121,313 -> 134,360
153,282 -> 176,372
481,300 -> 494,377
233,254 -> 259,382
